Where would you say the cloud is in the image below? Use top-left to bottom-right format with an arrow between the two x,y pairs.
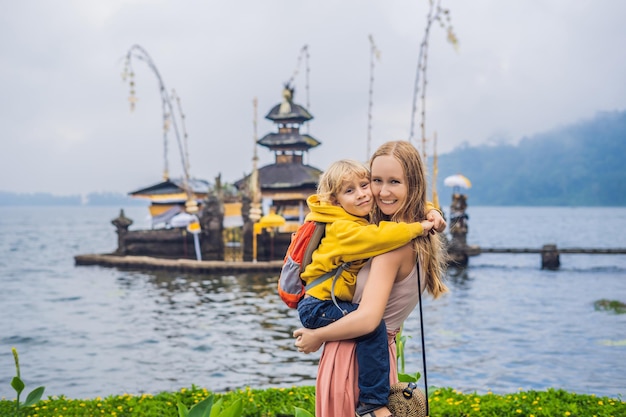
1,0 -> 625,195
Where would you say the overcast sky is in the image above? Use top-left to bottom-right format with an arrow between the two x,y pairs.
1,0 -> 625,196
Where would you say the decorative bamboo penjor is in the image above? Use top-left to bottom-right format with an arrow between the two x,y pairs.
121,44 -> 197,214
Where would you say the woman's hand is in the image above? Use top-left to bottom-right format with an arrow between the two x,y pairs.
293,327 -> 324,353
427,209 -> 447,233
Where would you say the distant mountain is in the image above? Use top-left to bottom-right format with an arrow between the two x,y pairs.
0,191 -> 81,206
0,191 -> 147,206
83,192 -> 148,206
435,110 -> 626,207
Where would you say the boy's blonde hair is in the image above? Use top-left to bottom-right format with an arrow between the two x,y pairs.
317,159 -> 370,204
370,141 -> 449,298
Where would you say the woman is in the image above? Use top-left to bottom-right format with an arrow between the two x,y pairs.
294,140 -> 448,417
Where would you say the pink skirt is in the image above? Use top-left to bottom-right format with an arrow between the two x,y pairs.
315,332 -> 399,417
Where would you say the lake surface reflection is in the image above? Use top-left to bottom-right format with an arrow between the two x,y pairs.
1,206 -> 625,400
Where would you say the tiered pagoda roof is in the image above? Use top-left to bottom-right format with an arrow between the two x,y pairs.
236,85 -> 322,196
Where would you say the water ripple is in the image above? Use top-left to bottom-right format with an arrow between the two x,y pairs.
1,206 -> 625,400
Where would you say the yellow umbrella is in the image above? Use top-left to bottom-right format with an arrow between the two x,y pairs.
257,213 -> 286,228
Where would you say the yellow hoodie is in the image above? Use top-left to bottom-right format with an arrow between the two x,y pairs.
301,194 -> 426,302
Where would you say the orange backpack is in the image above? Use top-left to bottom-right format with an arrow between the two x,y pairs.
278,221 -> 346,309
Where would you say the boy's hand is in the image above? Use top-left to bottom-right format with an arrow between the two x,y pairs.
420,220 -> 435,235
427,209 -> 447,232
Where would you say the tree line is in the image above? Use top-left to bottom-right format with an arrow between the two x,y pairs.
435,110 -> 626,207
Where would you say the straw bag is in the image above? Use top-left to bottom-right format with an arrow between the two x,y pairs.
388,261 -> 430,417
388,382 -> 427,417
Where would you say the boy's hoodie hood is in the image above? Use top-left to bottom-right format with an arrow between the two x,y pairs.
304,194 -> 369,224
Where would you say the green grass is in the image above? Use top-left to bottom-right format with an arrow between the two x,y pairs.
1,385 -> 624,417
594,299 -> 626,314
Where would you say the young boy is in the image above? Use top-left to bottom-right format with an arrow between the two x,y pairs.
296,159 -> 433,416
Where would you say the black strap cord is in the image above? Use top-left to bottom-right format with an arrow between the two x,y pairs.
416,260 -> 430,416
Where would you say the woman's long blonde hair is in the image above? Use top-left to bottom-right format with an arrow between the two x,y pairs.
369,140 -> 448,298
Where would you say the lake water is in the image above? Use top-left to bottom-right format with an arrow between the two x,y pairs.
1,205 -> 625,400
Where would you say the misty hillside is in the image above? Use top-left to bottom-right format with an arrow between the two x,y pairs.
435,110 -> 626,207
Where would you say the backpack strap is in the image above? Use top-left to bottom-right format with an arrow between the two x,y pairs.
330,262 -> 352,315
304,269 -> 336,291
300,222 -> 326,273
304,262 -> 353,316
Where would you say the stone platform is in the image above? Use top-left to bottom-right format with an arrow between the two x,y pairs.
74,253 -> 283,274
